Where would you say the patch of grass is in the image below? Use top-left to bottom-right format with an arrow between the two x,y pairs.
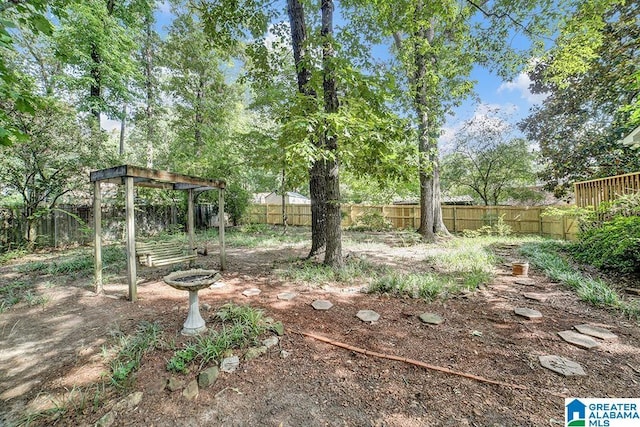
278,256 -> 389,284
0,279 -> 49,312
15,245 -> 126,276
520,241 -> 639,318
210,226 -> 309,248
367,236 -> 534,301
107,321 -> 163,388
167,303 -> 270,374
368,268 -> 490,301
15,383 -> 108,426
425,239 -> 498,274
0,248 -> 28,265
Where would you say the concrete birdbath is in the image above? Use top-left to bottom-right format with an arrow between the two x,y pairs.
163,269 -> 221,336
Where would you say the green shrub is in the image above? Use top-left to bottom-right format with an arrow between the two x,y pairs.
348,210 -> 392,231
166,303 -> 270,373
570,215 -> 640,273
462,215 -> 512,237
108,321 -> 163,388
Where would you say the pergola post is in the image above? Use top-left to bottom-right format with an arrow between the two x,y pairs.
187,188 -> 195,266
219,188 -> 226,270
93,180 -> 103,294
125,176 -> 137,301
90,165 -> 226,296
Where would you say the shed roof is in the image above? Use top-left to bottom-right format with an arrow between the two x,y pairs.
89,164 -> 225,191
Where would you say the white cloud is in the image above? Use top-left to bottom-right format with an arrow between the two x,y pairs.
497,73 -> 547,105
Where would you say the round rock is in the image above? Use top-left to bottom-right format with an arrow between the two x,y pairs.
356,310 -> 380,323
220,355 -> 240,373
419,313 -> 444,325
311,300 -> 333,310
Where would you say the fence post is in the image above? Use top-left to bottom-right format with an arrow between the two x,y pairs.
452,207 -> 457,233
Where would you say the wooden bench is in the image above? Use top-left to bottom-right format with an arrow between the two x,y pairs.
135,241 -> 197,267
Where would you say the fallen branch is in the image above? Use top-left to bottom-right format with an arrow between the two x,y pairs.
298,330 -> 528,390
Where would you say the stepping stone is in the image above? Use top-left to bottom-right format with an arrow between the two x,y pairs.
220,356 -> 240,373
210,281 -> 226,289
242,288 -> 261,297
558,330 -> 600,349
574,324 -> 618,341
515,278 -> 535,286
311,300 -> 333,310
419,313 -> 444,325
523,293 -> 548,302
356,310 -> 380,323
539,355 -> 586,376
277,292 -> 297,301
514,307 -> 543,320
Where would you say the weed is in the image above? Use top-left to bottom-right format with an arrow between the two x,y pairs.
0,248 -> 28,265
519,241 -> 639,318
278,256 -> 388,284
167,303 -> 269,373
0,280 -> 38,311
15,383 -> 108,426
107,321 -> 163,388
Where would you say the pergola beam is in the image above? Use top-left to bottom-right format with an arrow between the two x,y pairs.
90,164 -> 226,302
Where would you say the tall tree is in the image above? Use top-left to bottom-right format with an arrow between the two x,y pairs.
0,96 -> 106,245
131,2 -> 161,165
0,0 -> 53,145
443,112 -> 538,205
286,0 -> 327,258
53,0 -> 151,127
320,0 -> 342,267
347,0 -> 476,240
520,0 -> 640,194
160,4 -> 242,179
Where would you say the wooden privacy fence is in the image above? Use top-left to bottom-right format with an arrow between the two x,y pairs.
574,171 -> 640,209
248,204 -> 579,240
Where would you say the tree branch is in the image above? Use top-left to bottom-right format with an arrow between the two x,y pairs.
465,0 -> 532,36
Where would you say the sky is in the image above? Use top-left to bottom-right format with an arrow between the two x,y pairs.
105,1 -> 547,148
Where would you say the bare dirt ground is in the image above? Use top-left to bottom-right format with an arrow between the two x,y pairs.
1,232 -> 640,427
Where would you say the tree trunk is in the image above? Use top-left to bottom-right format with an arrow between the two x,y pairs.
144,13 -> 155,168
432,154 -> 450,236
195,77 -> 204,153
321,0 -> 342,268
90,43 -> 102,125
287,0 -> 326,257
308,160 -> 327,256
281,167 -> 288,231
413,5 -> 448,241
119,104 -> 126,155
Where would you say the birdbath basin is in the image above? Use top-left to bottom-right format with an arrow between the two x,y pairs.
163,269 -> 221,336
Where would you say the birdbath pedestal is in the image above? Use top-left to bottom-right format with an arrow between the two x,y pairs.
163,269 -> 221,336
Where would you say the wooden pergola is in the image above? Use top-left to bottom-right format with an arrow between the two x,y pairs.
90,165 -> 226,301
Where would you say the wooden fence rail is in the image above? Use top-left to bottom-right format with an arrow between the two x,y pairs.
248,204 -> 578,240
574,171 -> 640,209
